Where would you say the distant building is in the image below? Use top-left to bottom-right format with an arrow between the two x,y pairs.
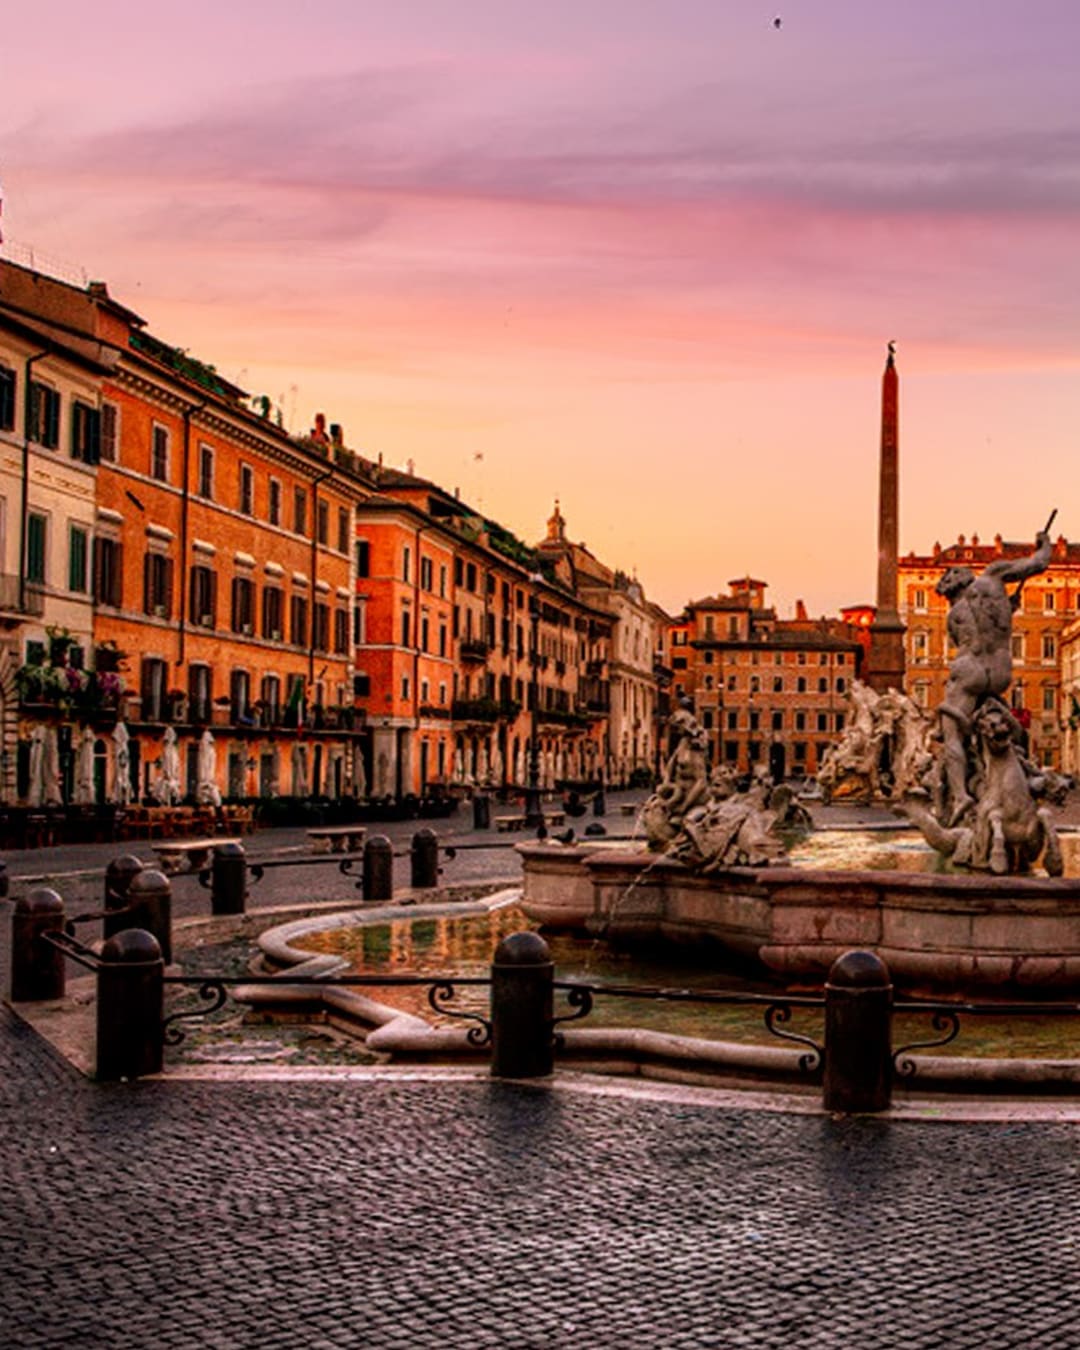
670,581 -> 863,779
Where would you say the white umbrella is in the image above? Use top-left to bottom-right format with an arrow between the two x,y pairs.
43,726 -> 63,806
513,744 -> 524,786
292,742 -> 309,797
26,725 -> 46,807
161,726 -> 182,805
74,727 -> 96,805
353,745 -> 367,799
453,748 -> 464,785
197,729 -> 221,807
477,743 -> 490,784
112,721 -> 132,805
491,742 -> 504,785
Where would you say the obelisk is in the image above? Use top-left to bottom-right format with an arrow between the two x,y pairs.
864,342 -> 906,692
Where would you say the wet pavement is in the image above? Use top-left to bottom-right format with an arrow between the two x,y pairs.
3,791 -> 1080,1348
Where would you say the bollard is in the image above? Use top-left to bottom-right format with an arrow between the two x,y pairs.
104,854 -> 145,942
823,949 -> 893,1114
0,859 -> 8,899
410,828 -> 439,889
210,842 -> 247,916
11,889 -> 65,1002
363,835 -> 394,903
592,785 -> 606,816
472,793 -> 491,831
96,928 -> 164,1081
125,868 -> 173,965
491,931 -> 554,1078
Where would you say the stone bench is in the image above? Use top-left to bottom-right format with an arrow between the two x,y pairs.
152,837 -> 242,875
307,826 -> 367,854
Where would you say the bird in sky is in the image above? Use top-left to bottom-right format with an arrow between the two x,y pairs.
773,16 -> 782,28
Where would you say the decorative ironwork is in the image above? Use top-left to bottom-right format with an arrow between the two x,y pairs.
162,981 -> 229,1045
893,1010 -> 961,1077
552,985 -> 594,1049
249,864 -> 265,884
764,1002 -> 823,1074
427,981 -> 492,1046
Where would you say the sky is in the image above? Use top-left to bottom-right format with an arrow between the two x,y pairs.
3,1 -> 1079,618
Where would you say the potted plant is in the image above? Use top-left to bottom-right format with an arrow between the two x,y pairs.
46,625 -> 75,667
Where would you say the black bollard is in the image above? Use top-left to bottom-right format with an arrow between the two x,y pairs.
210,842 -> 247,916
104,854 -> 145,942
96,928 -> 164,1081
0,859 -> 8,899
125,868 -> 173,965
491,931 -> 554,1078
363,835 -> 394,903
472,793 -> 491,831
823,949 -> 893,1114
592,784 -> 606,816
11,889 -> 65,1002
410,828 -> 439,889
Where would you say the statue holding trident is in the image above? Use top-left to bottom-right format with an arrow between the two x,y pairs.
936,510 -> 1056,825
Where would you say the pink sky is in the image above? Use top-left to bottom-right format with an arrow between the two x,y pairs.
4,1 -> 1080,617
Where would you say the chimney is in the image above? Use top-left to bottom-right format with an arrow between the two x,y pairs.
312,412 -> 329,445
795,599 -> 808,621
330,422 -> 343,447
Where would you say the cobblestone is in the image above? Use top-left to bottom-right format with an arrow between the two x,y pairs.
1,1002 -> 1079,1349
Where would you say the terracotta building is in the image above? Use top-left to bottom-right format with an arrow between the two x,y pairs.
0,258 -> 365,806
898,533 -> 1080,769
671,580 -> 863,779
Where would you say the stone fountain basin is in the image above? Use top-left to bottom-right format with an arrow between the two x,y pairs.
518,842 -> 1080,993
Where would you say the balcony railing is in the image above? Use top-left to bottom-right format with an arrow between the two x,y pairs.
459,638 -> 490,662
0,574 -> 45,617
452,698 -> 521,724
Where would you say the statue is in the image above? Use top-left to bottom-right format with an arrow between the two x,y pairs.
936,522 -> 1053,824
642,700 -> 709,851
818,680 -> 934,803
900,514 -> 1070,876
902,699 -> 1063,876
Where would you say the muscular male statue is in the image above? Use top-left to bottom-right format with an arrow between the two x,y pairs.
937,528 -> 1053,824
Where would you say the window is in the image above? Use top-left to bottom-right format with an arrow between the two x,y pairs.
231,576 -> 255,634
239,464 -> 254,516
796,676 -> 807,693
420,556 -> 433,591
750,675 -> 760,694
771,711 -> 783,731
230,669 -> 251,722
93,536 -> 123,606
402,674 -> 410,701
836,677 -> 846,693
1012,633 -> 1024,661
726,710 -> 738,731
188,664 -> 212,722
420,615 -> 430,652
71,402 -> 101,463
190,565 -> 217,628
0,366 -> 15,431
290,594 -> 308,646
353,603 -> 366,645
913,631 -> 929,664
198,444 -> 214,499
795,711 -> 806,731
400,609 -> 411,646
913,587 -> 927,611
1042,634 -> 1057,662
316,499 -> 329,546
702,710 -> 713,730
793,741 -> 806,762
29,382 -> 60,448
439,564 -> 447,598
819,653 -> 829,666
100,401 -> 118,462
356,539 -> 370,577
262,586 -> 283,640
465,562 -> 476,592
1045,591 -> 1056,613
439,623 -> 447,657
294,488 -> 306,534
68,525 -> 88,593
773,676 -> 783,692
260,675 -> 281,723
818,677 -> 828,693
1043,685 -> 1057,713
143,552 -> 174,618
749,710 -> 760,732
403,546 -> 411,583
151,424 -> 169,481
25,513 -> 47,584
727,674 -> 736,691
817,712 -> 829,732
268,478 -> 282,526
334,608 -> 349,654
337,507 -> 350,554
354,673 -> 371,698
141,657 -> 167,722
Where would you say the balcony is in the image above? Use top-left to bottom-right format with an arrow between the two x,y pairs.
459,638 -> 490,663
452,697 -> 521,724
0,574 -> 45,622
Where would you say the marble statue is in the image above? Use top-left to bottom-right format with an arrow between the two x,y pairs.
818,680 -> 934,804
642,700 -> 710,851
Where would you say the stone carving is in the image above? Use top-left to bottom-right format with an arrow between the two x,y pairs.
642,703 -> 810,869
817,680 -> 934,804
902,698 -> 1063,876
899,520 -> 1069,876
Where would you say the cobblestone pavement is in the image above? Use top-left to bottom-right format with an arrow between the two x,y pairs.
1,1002 -> 1078,1349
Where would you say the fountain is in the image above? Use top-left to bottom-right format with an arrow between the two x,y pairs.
520,523 -> 1080,994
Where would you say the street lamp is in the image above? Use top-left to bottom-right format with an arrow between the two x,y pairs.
523,575 -> 544,828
